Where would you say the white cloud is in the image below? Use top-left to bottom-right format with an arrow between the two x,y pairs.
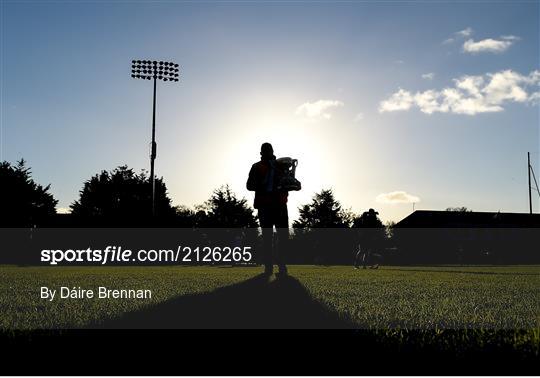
443,29 -> 520,53
442,27 -> 472,44
413,90 -> 446,114
456,27 -> 473,37
483,70 -> 529,104
421,73 -> 435,80
295,99 -> 344,120
462,37 -> 516,54
529,91 -> 540,105
379,69 -> 540,115
442,38 -> 455,45
501,35 -> 520,41
353,112 -> 364,122
376,191 -> 420,204
56,207 -> 71,214
378,89 -> 414,113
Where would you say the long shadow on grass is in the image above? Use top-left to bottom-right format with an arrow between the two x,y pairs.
96,274 -> 355,329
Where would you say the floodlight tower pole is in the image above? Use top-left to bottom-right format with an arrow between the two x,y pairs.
130,59 -> 180,218
150,76 -> 157,217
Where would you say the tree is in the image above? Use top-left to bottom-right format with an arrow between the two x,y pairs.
197,185 -> 258,228
0,159 -> 57,227
70,165 -> 175,222
173,205 -> 197,227
384,221 -> 396,239
292,189 -> 353,264
293,189 -> 353,229
192,186 -> 259,263
446,207 -> 472,212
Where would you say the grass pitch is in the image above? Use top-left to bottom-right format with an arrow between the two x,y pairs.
1,265 -> 538,355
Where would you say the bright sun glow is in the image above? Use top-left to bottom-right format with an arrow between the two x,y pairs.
208,112 -> 333,221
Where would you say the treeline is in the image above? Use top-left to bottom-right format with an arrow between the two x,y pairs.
1,160 -> 389,265
3,160 -> 535,265
1,160 -> 386,230
1,161 -> 257,228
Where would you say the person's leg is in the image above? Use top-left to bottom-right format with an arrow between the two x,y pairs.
365,248 -> 372,268
362,248 -> 370,269
354,247 -> 362,268
274,204 -> 289,274
258,208 -> 274,275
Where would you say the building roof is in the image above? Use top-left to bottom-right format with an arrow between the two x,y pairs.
395,210 -> 540,228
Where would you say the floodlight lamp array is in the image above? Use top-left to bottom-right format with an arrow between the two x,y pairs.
131,59 -> 180,82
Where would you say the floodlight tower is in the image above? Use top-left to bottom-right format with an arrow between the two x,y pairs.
131,59 -> 180,216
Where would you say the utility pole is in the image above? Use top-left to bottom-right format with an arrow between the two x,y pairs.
528,152 -> 532,214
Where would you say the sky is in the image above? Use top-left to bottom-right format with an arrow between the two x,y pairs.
1,1 -> 539,223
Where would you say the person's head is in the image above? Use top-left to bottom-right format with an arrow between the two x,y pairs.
260,142 -> 274,160
367,208 -> 379,217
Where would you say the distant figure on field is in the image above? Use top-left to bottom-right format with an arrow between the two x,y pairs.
353,243 -> 381,269
246,143 -> 289,277
354,208 -> 383,269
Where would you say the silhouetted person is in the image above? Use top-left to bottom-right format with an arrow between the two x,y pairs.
247,143 -> 289,276
354,209 -> 382,269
